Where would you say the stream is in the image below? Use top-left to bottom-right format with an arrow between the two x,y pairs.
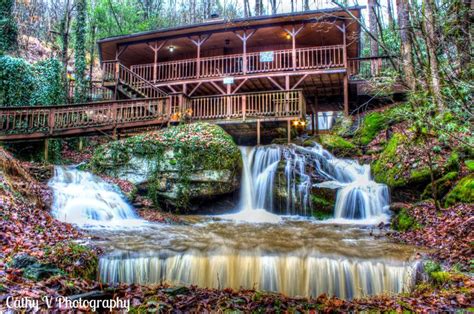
48,143 -> 420,300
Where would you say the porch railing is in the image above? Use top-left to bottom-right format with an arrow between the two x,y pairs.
130,45 -> 345,83
348,56 -> 395,80
0,98 -> 170,138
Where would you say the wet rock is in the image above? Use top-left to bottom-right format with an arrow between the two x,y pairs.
90,123 -> 241,210
23,263 -> 62,281
11,253 -> 38,269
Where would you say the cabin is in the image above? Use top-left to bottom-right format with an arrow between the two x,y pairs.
0,6 -> 391,142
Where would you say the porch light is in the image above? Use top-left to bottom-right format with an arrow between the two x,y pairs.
169,46 -> 175,52
285,33 -> 291,40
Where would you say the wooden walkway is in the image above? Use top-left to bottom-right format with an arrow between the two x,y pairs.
0,90 -> 305,141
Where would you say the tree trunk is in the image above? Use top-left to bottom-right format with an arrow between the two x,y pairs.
387,0 -> 395,27
368,0 -> 379,75
396,0 -> 416,90
270,0 -> 277,14
244,0 -> 251,17
304,0 -> 309,11
254,0 -> 263,16
423,0 -> 444,111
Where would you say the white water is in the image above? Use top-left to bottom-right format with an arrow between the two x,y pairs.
99,249 -> 418,299
49,166 -> 143,227
219,146 -> 281,223
301,143 -> 390,221
225,143 -> 390,223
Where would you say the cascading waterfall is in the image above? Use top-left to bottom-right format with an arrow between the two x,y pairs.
49,166 -> 140,227
99,250 -> 418,299
282,143 -> 390,221
220,146 -> 281,223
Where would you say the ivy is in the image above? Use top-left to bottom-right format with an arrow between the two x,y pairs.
0,56 -> 66,107
0,0 -> 18,54
74,0 -> 88,103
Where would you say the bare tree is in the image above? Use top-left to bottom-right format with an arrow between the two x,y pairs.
396,0 -> 416,90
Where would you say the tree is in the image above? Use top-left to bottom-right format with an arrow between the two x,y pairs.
368,0 -> 380,75
396,0 -> 416,90
255,0 -> 263,16
74,0 -> 87,103
0,0 -> 18,54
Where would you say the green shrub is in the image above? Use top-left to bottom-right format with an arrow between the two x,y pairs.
391,208 -> 416,231
0,0 -> 18,54
0,56 -> 36,106
31,59 -> 67,106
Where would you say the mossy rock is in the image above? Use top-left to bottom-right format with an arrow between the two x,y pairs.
90,123 -> 242,210
421,171 -> 458,200
465,160 -> 474,172
332,116 -> 354,137
305,134 -> 360,157
391,207 -> 417,231
444,174 -> 474,207
310,188 -> 336,220
354,112 -> 388,145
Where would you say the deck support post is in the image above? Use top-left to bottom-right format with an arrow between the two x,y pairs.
78,137 -> 83,152
235,30 -> 255,74
343,74 -> 349,116
257,119 -> 261,145
313,96 -> 319,134
287,119 -> 291,144
44,139 -> 49,161
311,113 -> 315,135
190,35 -> 209,79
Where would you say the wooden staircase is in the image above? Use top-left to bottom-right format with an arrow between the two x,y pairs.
102,61 -> 168,99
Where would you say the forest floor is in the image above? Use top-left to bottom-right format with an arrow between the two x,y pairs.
1,140 -> 473,312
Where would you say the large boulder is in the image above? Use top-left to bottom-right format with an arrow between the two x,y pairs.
90,123 -> 242,209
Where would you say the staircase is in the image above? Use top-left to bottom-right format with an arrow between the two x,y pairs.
102,61 -> 168,99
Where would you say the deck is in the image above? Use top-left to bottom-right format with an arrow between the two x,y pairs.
0,90 -> 305,141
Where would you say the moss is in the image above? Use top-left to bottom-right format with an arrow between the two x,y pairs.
444,174 -> 474,207
314,134 -> 361,157
332,116 -> 354,137
373,133 -> 408,187
391,207 -> 416,231
421,171 -> 458,200
355,112 -> 387,145
430,271 -> 452,285
465,160 -> 474,172
409,168 -> 432,185
445,151 -> 460,172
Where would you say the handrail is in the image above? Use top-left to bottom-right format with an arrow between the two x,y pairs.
117,63 -> 168,97
130,45 -> 345,82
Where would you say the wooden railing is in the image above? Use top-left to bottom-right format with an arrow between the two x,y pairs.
102,61 -> 168,98
0,98 -> 170,139
0,91 -> 305,140
190,90 -> 304,121
348,56 -> 395,80
130,45 -> 345,83
68,80 -> 113,102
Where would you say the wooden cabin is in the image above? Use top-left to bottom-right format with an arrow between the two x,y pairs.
1,6 -> 393,142
97,7 -> 367,123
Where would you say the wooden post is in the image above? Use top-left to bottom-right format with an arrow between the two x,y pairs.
257,119 -> 261,145
190,35 -> 209,79
44,139 -> 49,161
287,119 -> 291,144
311,113 -> 315,135
242,95 -> 246,121
147,41 -> 165,83
284,25 -> 303,71
235,30 -> 254,74
226,84 -> 231,118
314,96 -> 319,134
343,74 -> 349,116
78,137 -> 83,152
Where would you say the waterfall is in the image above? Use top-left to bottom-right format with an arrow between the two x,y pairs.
219,146 -> 281,223
301,143 -> 390,220
99,250 -> 418,299
48,166 -> 141,227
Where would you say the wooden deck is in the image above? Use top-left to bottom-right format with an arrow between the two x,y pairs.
0,90 -> 305,141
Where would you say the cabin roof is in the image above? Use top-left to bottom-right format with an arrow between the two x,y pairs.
98,6 -> 363,65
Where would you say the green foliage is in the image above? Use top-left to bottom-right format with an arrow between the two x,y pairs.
391,208 -> 416,231
355,112 -> 387,145
316,134 -> 360,156
0,55 -> 66,106
444,174 -> 474,207
74,0 -> 88,103
0,0 -> 18,54
424,260 -> 442,275
0,56 -> 36,106
421,171 -> 458,200
465,160 -> 474,172
31,59 -> 67,106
